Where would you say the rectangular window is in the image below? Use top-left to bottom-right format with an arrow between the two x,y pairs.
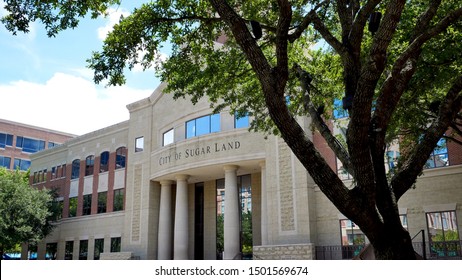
94,239 -> 104,260
82,194 -> 92,216
16,136 -> 46,153
135,137 -> 144,152
0,133 -> 14,148
110,237 -> 121,253
113,189 -> 124,211
0,156 -> 11,169
163,129 -> 174,146
68,197 -> 77,217
79,240 -> 88,260
51,166 -> 56,179
28,243 -> 38,260
65,241 -> 74,260
186,114 -> 221,139
234,112 -> 249,129
46,243 -> 58,260
426,211 -> 460,258
116,147 -> 126,169
97,192 -> 107,214
425,138 -> 449,168
13,158 -> 31,171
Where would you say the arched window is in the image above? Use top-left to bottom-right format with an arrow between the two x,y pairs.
71,159 -> 80,180
116,147 -> 126,169
85,155 -> 95,176
100,151 -> 110,173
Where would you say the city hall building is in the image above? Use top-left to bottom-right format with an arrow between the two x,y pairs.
23,83 -> 462,260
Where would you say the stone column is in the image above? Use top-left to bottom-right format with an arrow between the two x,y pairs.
260,161 -> 268,245
223,165 -> 240,260
158,180 -> 173,260
174,174 -> 190,260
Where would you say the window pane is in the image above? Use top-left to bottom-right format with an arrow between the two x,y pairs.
65,241 -> 74,260
235,113 -> 249,129
163,129 -> 174,146
13,159 -> 31,171
196,115 -> 210,136
113,189 -> 124,211
211,113 -> 221,132
46,243 -> 58,260
100,151 -> 110,173
85,155 -> 94,176
68,197 -> 77,217
82,194 -> 92,216
16,136 -> 23,148
110,237 -> 121,253
0,156 -> 11,168
186,120 -> 196,138
97,192 -> 107,214
135,137 -> 144,152
426,211 -> 460,257
79,240 -> 88,260
116,147 -> 126,169
71,159 -> 80,179
94,239 -> 104,260
6,134 -> 13,146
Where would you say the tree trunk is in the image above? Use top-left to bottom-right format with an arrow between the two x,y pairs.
369,223 -> 417,260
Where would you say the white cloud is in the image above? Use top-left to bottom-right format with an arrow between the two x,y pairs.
0,72 -> 152,135
97,7 -> 130,41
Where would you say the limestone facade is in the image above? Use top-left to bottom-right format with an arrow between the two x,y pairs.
24,83 -> 462,260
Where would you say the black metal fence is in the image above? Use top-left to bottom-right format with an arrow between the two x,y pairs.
315,240 -> 462,260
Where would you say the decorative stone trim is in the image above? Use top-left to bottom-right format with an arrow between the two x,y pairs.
253,244 -> 315,260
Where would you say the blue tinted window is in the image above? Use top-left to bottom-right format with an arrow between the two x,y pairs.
13,158 -> 31,171
0,156 -> 11,168
85,155 -> 95,176
186,120 -> 196,138
235,113 -> 249,129
16,136 -> 23,147
100,151 -> 110,173
211,114 -> 221,132
186,114 -> 221,138
71,159 -> 80,179
196,115 -> 210,136
116,147 -> 126,169
425,138 -> 449,169
333,98 -> 349,119
0,133 -> 14,148
17,136 -> 46,153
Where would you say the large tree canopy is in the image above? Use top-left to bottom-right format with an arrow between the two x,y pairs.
0,168 -> 58,259
2,0 -> 462,259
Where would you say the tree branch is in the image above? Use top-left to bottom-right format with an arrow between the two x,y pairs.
392,75 -> 462,200
347,0 -> 406,197
309,10 -> 348,57
288,0 -> 331,43
275,0 -> 292,86
294,64 -> 354,176
371,6 -> 462,159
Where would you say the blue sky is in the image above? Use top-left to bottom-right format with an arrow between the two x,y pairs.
0,1 -> 167,135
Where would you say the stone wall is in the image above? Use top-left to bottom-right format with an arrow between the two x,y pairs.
253,244 -> 315,260
100,252 -> 134,260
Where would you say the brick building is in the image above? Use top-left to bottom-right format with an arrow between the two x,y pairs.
19,83 -> 462,260
0,118 -> 75,171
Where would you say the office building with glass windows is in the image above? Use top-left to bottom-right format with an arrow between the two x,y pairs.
22,83 -> 462,260
0,118 -> 75,172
